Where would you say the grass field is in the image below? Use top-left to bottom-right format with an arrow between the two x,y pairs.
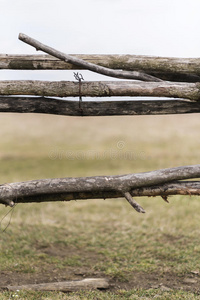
0,112 -> 200,299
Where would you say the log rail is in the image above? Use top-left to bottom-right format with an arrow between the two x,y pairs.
2,165 -> 200,214
0,54 -> 200,83
0,96 -> 199,116
0,33 -> 199,212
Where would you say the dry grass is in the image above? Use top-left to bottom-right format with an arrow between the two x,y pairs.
0,112 -> 200,170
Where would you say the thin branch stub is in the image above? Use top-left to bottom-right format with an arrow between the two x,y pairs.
124,192 -> 146,213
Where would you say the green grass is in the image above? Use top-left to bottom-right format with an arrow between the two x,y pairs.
1,289 -> 200,300
0,113 -> 200,299
1,196 -> 200,275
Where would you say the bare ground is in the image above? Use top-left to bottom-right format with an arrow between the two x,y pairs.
1,242 -> 200,294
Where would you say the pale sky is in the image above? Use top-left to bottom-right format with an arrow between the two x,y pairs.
0,0 -> 199,81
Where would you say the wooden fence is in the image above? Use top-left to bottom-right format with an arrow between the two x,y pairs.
0,33 -> 200,213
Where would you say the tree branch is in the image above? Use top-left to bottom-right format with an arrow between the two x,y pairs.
1,181 -> 200,207
1,165 -> 200,211
18,33 -> 161,82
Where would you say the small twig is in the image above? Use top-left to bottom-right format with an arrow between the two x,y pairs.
124,192 -> 145,213
18,33 -> 162,82
161,195 -> 169,203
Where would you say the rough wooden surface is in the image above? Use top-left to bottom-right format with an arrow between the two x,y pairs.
2,181 -> 200,207
5,278 -> 109,292
0,96 -> 199,116
18,33 -> 161,82
0,80 -> 199,100
1,165 -> 200,207
0,54 -> 199,82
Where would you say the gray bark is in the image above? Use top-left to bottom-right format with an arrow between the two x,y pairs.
1,165 -> 200,207
0,80 -> 199,100
0,54 -> 199,82
0,96 -> 199,116
5,278 -> 109,292
2,181 -> 200,207
18,33 -> 161,82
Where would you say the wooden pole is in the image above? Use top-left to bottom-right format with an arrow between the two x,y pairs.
0,96 -> 199,116
0,80 -> 199,100
1,54 -> 199,82
2,181 -> 200,207
1,165 -> 200,211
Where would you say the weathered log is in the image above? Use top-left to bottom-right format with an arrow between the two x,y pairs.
2,181 -> 200,211
5,278 -> 109,292
0,80 -> 199,100
0,54 -> 199,83
2,181 -> 200,207
0,96 -> 199,116
2,180 -> 200,213
18,33 -> 161,82
1,165 -> 200,208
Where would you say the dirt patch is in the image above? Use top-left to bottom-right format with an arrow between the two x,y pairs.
1,268 -> 200,294
34,242 -> 103,266
0,242 -> 200,293
117,271 -> 200,294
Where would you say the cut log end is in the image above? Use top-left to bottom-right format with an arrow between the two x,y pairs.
2,199 -> 15,207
